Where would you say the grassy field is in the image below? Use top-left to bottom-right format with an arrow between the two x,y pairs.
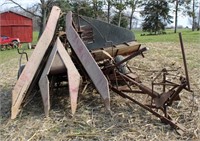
32,31 -> 39,45
0,29 -> 200,140
133,29 -> 200,43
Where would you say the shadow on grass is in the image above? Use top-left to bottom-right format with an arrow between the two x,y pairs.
0,87 -> 12,122
0,86 -> 44,122
0,86 -> 82,122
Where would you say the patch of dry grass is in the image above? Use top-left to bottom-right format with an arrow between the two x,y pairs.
0,42 -> 199,141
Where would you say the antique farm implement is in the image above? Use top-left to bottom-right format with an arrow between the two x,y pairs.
11,6 -> 192,134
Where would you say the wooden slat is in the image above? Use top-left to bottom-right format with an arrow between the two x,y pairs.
39,40 -> 57,117
39,76 -> 50,117
66,11 -> 110,110
91,42 -> 141,61
39,38 -> 81,116
56,38 -> 81,115
11,6 -> 61,119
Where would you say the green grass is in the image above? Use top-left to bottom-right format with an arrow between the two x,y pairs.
32,31 -> 39,45
0,49 -> 33,64
0,49 -> 17,64
133,29 -> 200,43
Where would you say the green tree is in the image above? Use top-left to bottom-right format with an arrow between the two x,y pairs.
105,0 -> 114,23
92,0 -> 104,19
113,0 -> 126,26
71,0 -> 104,19
188,0 -> 199,31
169,0 -> 192,33
111,13 -> 128,28
141,0 -> 173,34
71,1 -> 93,17
126,0 -> 142,30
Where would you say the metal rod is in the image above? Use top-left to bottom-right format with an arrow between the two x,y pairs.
115,46 -> 146,67
110,86 -> 185,132
17,48 -> 28,61
163,72 -> 166,93
117,72 -> 159,98
179,33 -> 190,90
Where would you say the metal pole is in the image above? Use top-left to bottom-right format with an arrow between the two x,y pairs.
179,32 -> 190,90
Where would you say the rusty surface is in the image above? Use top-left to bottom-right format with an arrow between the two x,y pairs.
108,70 -> 187,133
102,42 -> 191,133
110,86 -> 186,134
66,11 -> 110,111
179,33 -> 191,91
10,7 -> 192,135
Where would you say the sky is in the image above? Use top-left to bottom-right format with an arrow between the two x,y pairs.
0,0 -> 192,28
0,0 -> 40,8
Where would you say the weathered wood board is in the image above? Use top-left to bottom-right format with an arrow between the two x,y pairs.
39,38 -> 81,116
91,41 -> 141,61
66,11 -> 110,110
11,6 -> 61,119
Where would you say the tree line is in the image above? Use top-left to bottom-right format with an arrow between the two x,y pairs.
7,0 -> 200,36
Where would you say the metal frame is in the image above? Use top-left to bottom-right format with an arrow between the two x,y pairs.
11,9 -> 192,135
70,13 -> 191,133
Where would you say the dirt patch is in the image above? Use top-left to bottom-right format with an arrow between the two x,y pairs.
0,42 -> 199,140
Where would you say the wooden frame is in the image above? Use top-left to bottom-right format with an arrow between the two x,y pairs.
11,6 -> 61,119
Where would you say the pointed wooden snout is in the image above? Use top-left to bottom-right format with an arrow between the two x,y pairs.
39,38 -> 81,117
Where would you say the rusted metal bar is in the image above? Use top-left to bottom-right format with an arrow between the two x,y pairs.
179,32 -> 191,91
17,48 -> 28,61
114,47 -> 146,68
103,47 -> 147,74
167,79 -> 186,106
117,72 -> 159,98
152,82 -> 179,86
163,70 -> 166,93
110,86 -> 186,133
